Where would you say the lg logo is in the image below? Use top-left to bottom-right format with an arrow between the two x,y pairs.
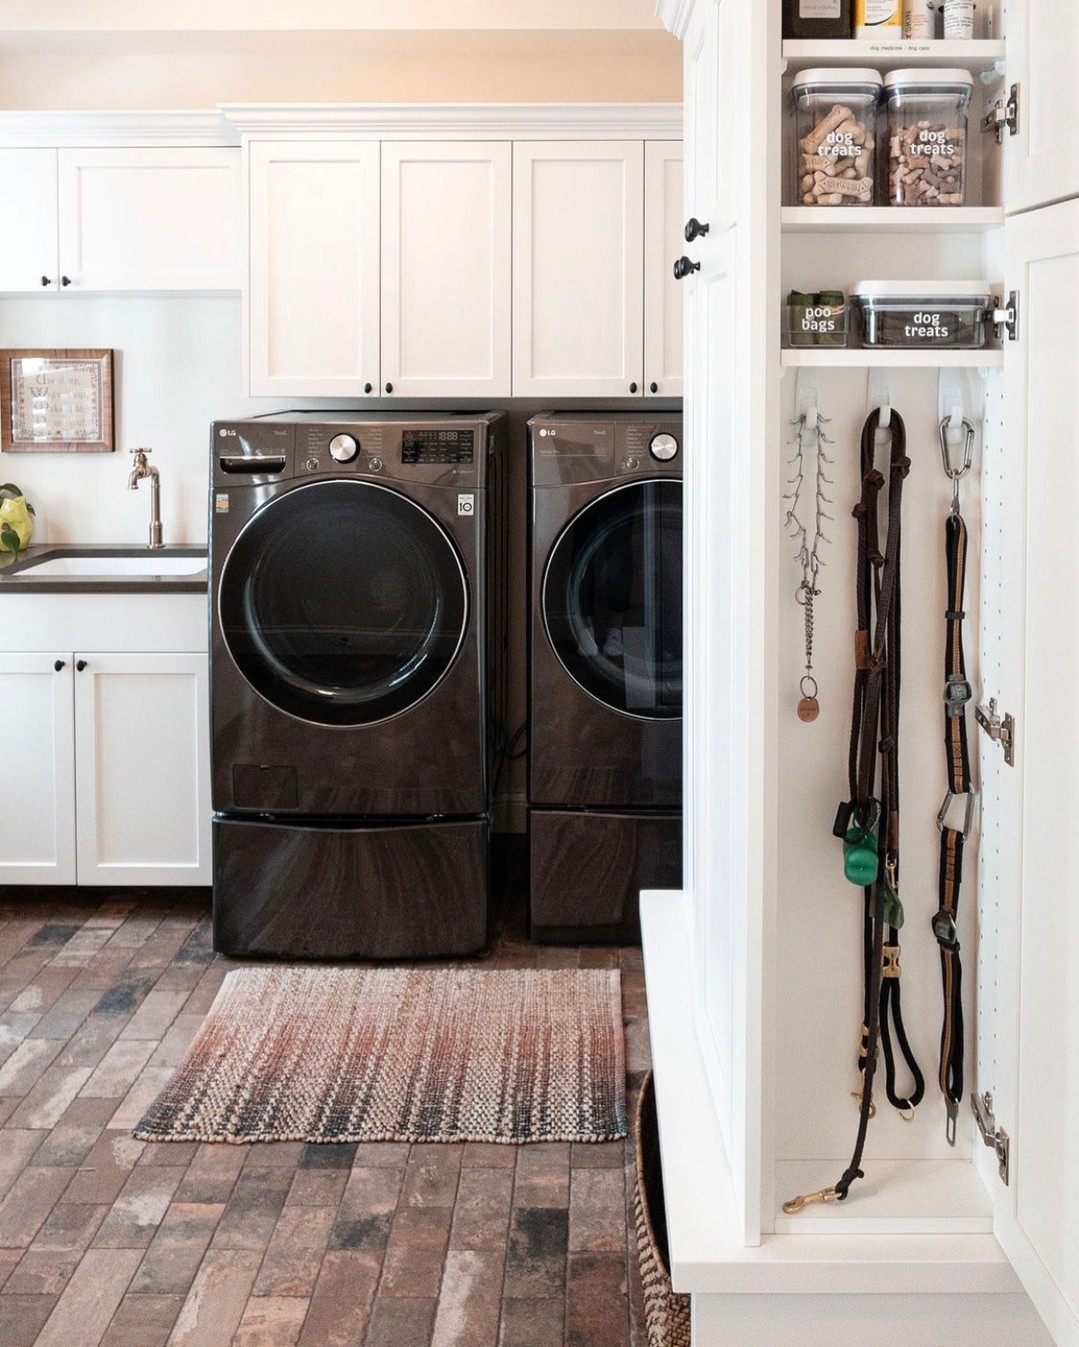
219,428 -> 237,438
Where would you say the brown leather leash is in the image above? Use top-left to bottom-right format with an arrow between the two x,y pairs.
785,407 -> 923,1214
934,417 -> 976,1144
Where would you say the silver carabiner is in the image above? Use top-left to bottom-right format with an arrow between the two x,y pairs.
939,416 -> 975,514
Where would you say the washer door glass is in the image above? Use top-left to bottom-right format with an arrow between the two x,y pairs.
543,479 -> 682,720
219,479 -> 468,726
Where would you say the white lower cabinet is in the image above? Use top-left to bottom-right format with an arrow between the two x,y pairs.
0,594 -> 210,887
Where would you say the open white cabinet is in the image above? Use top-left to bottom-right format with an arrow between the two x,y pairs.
645,0 -> 1079,1342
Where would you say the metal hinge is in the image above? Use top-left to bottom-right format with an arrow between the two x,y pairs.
982,83 -> 1019,143
975,697 -> 1015,765
990,292 -> 1019,343
972,1091 -> 1010,1185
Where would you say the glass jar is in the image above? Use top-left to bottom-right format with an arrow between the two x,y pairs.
791,68 -> 881,207
884,69 -> 973,206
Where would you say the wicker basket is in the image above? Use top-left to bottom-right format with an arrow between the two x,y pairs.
633,1070 -> 692,1347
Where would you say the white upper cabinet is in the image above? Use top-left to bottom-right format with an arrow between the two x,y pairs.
644,141 -> 684,397
380,142 -> 511,399
247,140 -> 381,398
57,148 -> 241,291
1003,0 -> 1079,213
513,140 -> 645,398
0,150 -> 59,292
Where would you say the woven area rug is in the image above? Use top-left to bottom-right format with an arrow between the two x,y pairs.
133,967 -> 626,1144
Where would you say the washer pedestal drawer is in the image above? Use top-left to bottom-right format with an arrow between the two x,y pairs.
213,815 -> 489,959
529,808 -> 682,945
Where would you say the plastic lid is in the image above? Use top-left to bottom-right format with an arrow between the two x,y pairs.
852,280 -> 991,298
792,67 -> 883,90
883,68 -> 974,89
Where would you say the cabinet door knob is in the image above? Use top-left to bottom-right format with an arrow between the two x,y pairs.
673,256 -> 700,281
385,382 -> 393,394
684,217 -> 710,242
76,659 -> 87,672
363,382 -> 373,394
649,381 -> 659,394
41,275 -> 52,287
629,382 -> 638,394
61,275 -> 72,287
54,659 -> 65,672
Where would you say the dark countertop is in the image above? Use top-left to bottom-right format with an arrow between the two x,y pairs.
0,544 -> 209,594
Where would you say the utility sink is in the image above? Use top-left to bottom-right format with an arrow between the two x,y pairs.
21,555 -> 207,577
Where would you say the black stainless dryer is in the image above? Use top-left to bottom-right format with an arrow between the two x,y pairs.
528,412 -> 683,944
210,412 -> 506,959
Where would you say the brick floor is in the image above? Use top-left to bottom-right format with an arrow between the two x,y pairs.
0,890 -> 649,1346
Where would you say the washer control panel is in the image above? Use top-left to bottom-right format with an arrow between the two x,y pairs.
402,428 -> 474,465
328,433 -> 359,463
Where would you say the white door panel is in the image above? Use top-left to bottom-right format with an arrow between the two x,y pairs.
995,198 -> 1079,1347
248,140 -> 380,397
0,150 -> 58,292
0,655 -> 75,884
1004,0 -> 1079,212
513,141 -> 644,398
645,142 -> 684,397
74,653 -> 211,886
381,142 -> 510,398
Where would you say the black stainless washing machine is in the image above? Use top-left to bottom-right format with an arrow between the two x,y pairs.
528,413 -> 683,943
210,412 -> 507,959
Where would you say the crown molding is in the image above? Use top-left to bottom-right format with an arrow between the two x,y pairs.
0,110 -> 239,147
219,102 -> 682,139
655,0 -> 700,41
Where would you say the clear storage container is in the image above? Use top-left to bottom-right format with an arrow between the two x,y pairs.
791,68 -> 881,207
852,281 -> 992,348
884,68 -> 973,206
784,290 -> 849,348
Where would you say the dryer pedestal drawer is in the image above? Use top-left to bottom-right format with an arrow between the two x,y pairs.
529,808 -> 681,945
213,815 -> 489,959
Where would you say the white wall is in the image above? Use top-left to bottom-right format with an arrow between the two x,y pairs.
0,295 -> 283,545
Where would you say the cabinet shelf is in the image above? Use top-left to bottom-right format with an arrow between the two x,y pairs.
782,39 -> 1005,72
781,348 -> 1003,368
782,206 -> 1004,233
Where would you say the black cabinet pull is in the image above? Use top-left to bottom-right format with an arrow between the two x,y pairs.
629,382 -> 638,394
649,381 -> 659,394
54,659 -> 65,672
684,217 -> 710,242
363,382 -> 372,394
61,275 -> 71,287
41,275 -> 51,287
76,659 -> 87,672
673,256 -> 700,281
385,382 -> 393,394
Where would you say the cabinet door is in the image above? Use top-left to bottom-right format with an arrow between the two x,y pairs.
644,141 -> 684,397
992,198 -> 1079,1346
381,142 -> 511,399
248,141 -> 380,397
57,148 -> 241,291
513,141 -> 644,398
0,655 -> 75,884
74,653 -> 210,886
0,150 -> 58,293
1003,0 -> 1079,213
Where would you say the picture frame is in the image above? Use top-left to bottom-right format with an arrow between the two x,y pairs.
0,348 -> 115,453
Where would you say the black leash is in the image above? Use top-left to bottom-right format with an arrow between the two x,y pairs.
785,407 -> 922,1214
933,417 -> 976,1143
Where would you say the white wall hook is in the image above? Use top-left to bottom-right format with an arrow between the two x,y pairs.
866,369 -> 892,431
794,368 -> 820,431
938,368 -> 977,438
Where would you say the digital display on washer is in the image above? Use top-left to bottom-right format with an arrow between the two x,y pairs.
401,429 -> 475,465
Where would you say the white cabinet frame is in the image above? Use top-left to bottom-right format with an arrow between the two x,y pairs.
644,141 -> 685,398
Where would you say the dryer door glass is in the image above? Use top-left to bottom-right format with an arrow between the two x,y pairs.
543,479 -> 682,720
219,479 -> 469,726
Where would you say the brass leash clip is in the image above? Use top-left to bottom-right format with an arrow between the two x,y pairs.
783,1187 -> 839,1215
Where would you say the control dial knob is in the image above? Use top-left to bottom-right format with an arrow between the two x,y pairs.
649,432 -> 678,462
328,433 -> 359,463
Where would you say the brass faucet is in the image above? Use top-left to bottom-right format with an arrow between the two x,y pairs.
128,448 -> 163,549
